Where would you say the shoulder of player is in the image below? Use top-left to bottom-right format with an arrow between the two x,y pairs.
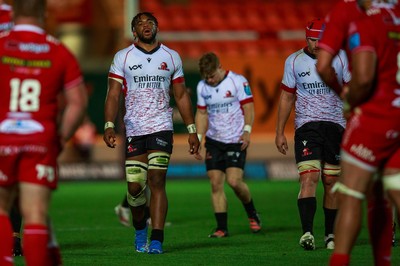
159,43 -> 181,57
0,4 -> 12,12
226,70 -> 246,82
285,48 -> 307,64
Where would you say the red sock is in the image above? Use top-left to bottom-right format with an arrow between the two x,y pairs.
0,215 -> 13,266
329,253 -> 350,266
23,224 -> 50,266
368,197 -> 392,266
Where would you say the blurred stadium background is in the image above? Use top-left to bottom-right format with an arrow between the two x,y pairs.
28,0 -> 337,181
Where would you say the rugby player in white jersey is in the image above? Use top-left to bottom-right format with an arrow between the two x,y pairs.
275,18 -> 351,250
195,52 -> 261,238
103,12 -> 200,254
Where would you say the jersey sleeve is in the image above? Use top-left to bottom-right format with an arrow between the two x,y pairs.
348,19 -> 376,55
171,51 -> 184,83
281,54 -> 296,91
236,75 -> 254,105
196,81 -> 206,109
108,50 -> 125,82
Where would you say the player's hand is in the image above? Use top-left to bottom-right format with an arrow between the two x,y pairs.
240,132 -> 250,151
188,133 -> 201,159
103,128 -> 116,148
275,134 -> 288,155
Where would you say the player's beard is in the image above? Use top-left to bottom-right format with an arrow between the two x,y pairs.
137,28 -> 157,44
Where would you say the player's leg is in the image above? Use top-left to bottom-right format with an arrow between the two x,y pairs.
19,182 -> 51,266
294,123 -> 324,250
321,123 -> 342,249
125,155 -> 149,253
10,199 -> 23,256
208,169 -> 229,237
367,178 -> 393,266
225,143 -> 261,233
225,167 -> 261,233
329,160 -> 373,266
204,137 -> 229,238
297,160 -> 321,250
146,151 -> 170,254
0,185 -> 16,266
321,163 -> 340,249
47,217 -> 62,266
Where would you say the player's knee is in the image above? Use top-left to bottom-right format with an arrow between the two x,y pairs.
127,191 -> 147,207
332,182 -> 365,200
125,160 -> 148,207
226,176 -> 241,189
298,160 -> 321,186
383,172 -> 400,191
148,152 -> 170,170
323,164 -> 340,186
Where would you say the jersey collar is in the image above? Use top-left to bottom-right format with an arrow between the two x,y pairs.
13,24 -> 45,34
303,47 -> 316,59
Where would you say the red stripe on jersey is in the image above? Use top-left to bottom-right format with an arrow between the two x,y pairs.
65,77 -> 83,90
197,105 -> 207,110
280,83 -> 296,94
108,72 -> 124,80
239,97 -> 254,106
172,76 -> 185,84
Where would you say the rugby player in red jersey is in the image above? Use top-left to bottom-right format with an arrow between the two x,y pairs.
0,0 -> 24,258
321,1 -> 400,265
317,1 -> 396,264
0,0 -> 87,265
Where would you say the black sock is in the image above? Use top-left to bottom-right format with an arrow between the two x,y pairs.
150,229 -> 164,243
144,206 -> 150,220
133,217 -> 147,231
324,207 -> 337,236
121,195 -> 129,208
243,199 -> 259,221
215,212 -> 228,231
10,204 -> 22,236
297,197 -> 317,234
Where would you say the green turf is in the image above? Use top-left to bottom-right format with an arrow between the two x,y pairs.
13,179 -> 399,265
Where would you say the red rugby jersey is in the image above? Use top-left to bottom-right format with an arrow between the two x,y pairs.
0,25 -> 83,143
348,5 -> 400,117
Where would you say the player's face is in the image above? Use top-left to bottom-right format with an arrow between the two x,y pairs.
306,38 -> 320,55
133,15 -> 158,44
204,68 -> 223,87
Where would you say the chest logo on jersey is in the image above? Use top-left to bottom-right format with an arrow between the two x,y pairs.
224,90 -> 234,98
158,62 -> 170,71
129,64 -> 142,70
298,71 -> 311,77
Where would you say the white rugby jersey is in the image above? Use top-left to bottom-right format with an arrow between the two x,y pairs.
281,48 -> 350,129
109,43 -> 184,136
197,70 -> 254,144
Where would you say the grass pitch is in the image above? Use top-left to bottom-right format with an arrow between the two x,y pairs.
13,179 -> 400,265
